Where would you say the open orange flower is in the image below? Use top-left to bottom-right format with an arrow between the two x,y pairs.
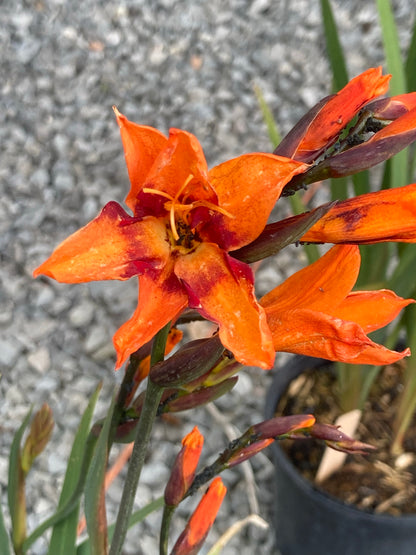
261,245 -> 414,364
33,109 -> 306,369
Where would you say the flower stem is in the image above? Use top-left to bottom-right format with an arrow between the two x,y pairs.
109,323 -> 171,555
159,505 -> 175,555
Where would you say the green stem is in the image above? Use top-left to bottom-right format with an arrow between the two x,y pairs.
109,323 -> 170,555
159,505 -> 175,555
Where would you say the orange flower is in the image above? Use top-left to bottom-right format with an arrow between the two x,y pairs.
34,109 -> 306,369
171,477 -> 226,555
165,426 -> 204,507
275,67 -> 391,162
260,245 -> 414,365
301,184 -> 416,244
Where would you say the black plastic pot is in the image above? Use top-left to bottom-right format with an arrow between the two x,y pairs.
265,355 -> 416,555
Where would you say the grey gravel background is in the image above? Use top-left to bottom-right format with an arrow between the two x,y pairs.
2,1 -> 415,554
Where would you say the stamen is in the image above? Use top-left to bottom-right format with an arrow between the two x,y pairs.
190,200 -> 235,220
142,175 -> 234,244
142,187 -> 174,201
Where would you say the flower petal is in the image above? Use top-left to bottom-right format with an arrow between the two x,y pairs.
267,308 -> 409,365
113,108 -> 168,212
311,107 -> 416,179
174,242 -> 275,369
142,128 -> 213,201
333,290 -> 415,333
260,245 -> 360,312
201,153 -> 307,250
293,67 -> 391,161
33,202 -> 170,283
301,184 -> 416,244
113,264 -> 188,369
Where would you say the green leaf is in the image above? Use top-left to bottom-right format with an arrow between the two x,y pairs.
76,497 -> 164,555
8,407 -> 32,550
377,0 -> 408,188
254,84 -> 281,148
84,395 -> 116,555
405,17 -> 416,92
48,384 -> 102,555
0,495 -> 12,555
320,0 -> 349,89
388,244 -> 416,298
377,0 -> 406,95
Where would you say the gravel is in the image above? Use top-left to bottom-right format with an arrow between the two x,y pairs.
2,1 -> 415,554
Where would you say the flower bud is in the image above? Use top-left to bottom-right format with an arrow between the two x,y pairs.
165,426 -> 204,507
150,335 -> 224,387
171,477 -> 227,555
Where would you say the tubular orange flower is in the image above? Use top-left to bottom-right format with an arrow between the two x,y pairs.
301,184 -> 416,244
33,108 -> 307,369
260,245 -> 414,364
171,477 -> 227,555
165,426 -> 204,507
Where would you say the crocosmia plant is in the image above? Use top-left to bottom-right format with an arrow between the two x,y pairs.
6,67 -> 416,555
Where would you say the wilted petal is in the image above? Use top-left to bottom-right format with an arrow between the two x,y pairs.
289,67 -> 391,161
366,92 -> 416,120
171,477 -> 227,555
267,307 -> 410,365
201,154 -> 307,250
174,242 -> 275,369
33,202 -> 170,283
333,290 -> 415,333
114,108 -> 168,212
113,264 -> 187,369
260,245 -> 360,312
302,184 -> 416,244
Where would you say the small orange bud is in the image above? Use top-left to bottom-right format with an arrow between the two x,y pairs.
171,477 -> 227,555
164,427 -> 204,507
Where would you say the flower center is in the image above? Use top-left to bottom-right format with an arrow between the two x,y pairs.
143,174 -> 234,249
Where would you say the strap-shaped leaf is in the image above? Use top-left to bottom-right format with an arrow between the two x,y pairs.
84,395 -> 115,555
8,407 -> 32,550
47,384 -> 102,555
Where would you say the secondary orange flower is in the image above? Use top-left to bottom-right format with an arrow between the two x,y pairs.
301,184 -> 416,244
171,476 -> 226,555
165,426 -> 204,507
275,67 -> 391,162
34,109 -> 307,369
260,245 -> 414,364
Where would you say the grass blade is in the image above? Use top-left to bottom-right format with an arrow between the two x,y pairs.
253,84 -> 281,148
377,0 -> 408,188
84,396 -> 115,555
76,497 -> 164,554
320,0 -> 348,89
8,407 -> 32,551
405,17 -> 416,92
47,384 -> 102,555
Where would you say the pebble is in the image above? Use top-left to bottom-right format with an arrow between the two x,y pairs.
69,301 -> 96,327
28,346 -> 51,374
